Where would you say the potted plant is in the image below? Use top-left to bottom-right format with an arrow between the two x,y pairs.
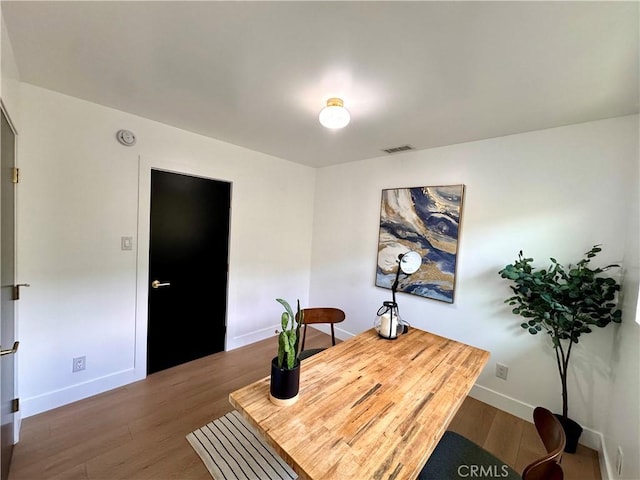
499,245 -> 622,453
269,298 -> 304,406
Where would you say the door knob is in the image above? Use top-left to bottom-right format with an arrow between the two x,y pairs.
0,341 -> 19,356
13,283 -> 30,300
151,280 -> 171,289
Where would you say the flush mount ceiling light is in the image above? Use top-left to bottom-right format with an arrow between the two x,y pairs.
318,97 -> 350,129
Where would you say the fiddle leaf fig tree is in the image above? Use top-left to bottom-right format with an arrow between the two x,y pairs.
499,245 -> 622,419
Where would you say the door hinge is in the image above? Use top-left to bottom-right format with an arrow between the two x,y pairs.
11,167 -> 19,184
11,398 -> 19,413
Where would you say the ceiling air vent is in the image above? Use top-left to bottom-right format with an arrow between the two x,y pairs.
382,145 -> 413,154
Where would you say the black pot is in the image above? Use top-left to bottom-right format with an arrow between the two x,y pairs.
554,414 -> 583,453
270,357 -> 300,404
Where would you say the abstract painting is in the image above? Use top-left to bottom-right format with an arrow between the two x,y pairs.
376,185 -> 465,303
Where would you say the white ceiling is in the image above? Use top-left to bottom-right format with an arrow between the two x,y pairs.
2,1 -> 638,168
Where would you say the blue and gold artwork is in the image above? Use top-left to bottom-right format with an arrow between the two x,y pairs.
376,185 -> 465,303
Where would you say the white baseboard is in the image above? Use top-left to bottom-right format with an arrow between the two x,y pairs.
469,384 -> 535,424
334,326 -> 356,339
14,413 -> 20,443
21,368 -> 143,418
600,436 -> 629,480
23,325 -> 349,418
227,325 -> 281,351
230,324 -> 357,348
469,384 -> 611,480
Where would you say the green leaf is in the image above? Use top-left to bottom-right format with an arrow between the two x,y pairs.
276,298 -> 303,368
277,331 -> 288,367
528,328 -> 538,335
276,298 -> 295,325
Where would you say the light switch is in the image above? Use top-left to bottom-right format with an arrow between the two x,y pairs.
121,236 -> 133,251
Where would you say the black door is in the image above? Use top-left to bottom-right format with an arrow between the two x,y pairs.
0,107 -> 17,480
147,170 -> 230,374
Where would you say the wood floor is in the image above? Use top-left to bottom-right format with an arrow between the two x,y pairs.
10,329 -> 600,480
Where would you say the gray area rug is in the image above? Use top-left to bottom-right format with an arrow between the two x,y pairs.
187,410 -> 298,480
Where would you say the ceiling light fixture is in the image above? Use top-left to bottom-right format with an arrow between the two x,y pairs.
318,97 -> 350,129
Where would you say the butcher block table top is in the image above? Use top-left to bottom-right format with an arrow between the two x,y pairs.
229,327 -> 490,480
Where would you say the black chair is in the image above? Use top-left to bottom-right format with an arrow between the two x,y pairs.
418,407 -> 565,480
295,307 -> 345,361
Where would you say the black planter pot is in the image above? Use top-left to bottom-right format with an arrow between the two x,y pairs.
554,414 -> 583,453
269,357 -> 300,406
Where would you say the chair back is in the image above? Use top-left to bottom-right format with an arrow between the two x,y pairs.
297,308 -> 345,351
522,407 -> 566,480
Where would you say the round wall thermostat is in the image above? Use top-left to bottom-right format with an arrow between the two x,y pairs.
116,129 -> 136,146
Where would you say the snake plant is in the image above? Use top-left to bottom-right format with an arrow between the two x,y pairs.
275,298 -> 304,370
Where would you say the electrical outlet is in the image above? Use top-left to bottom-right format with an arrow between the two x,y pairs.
72,356 -> 86,373
121,236 -> 133,251
495,363 -> 509,380
616,446 -> 623,477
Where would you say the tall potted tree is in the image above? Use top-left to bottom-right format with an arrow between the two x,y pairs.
269,298 -> 304,406
499,245 -> 622,452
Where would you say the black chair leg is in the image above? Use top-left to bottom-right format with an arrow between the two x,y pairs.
300,325 -> 307,351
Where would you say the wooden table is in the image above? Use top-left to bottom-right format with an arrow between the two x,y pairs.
229,328 -> 489,480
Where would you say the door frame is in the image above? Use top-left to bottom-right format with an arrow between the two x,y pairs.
0,100 -> 19,447
134,159 -> 232,380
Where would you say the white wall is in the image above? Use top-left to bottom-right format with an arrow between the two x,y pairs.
601,132 -> 639,480
17,83 -> 315,416
1,12 -> 20,123
310,115 -> 639,476
12,78 -> 640,476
